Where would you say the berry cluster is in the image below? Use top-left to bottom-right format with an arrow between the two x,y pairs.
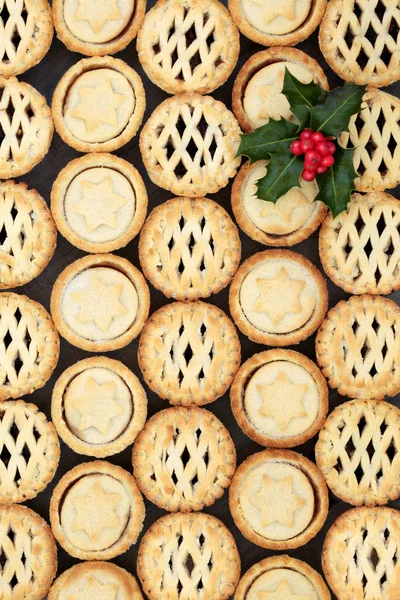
290,130 -> 336,182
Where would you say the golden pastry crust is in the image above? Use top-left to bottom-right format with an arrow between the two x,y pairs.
137,512 -> 240,600
231,161 -> 327,246
0,504 -> 57,600
229,249 -> 328,346
0,181 -> 57,289
140,93 -> 241,197
231,349 -> 328,448
50,253 -> 150,352
232,47 -> 329,132
316,295 -> 400,401
235,555 -> 331,600
319,0 -> 400,87
322,507 -> 400,600
0,77 -> 53,179
132,406 -> 236,512
139,196 -> 241,300
52,56 -> 145,153
53,0 -> 146,56
316,399 -> 400,507
51,153 -> 148,253
0,293 -> 60,401
138,301 -> 241,406
229,448 -> 329,550
52,356 -> 147,457
228,0 -> 327,47
50,460 -> 145,560
137,0 -> 239,94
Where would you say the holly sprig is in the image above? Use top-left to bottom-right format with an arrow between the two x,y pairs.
236,69 -> 366,217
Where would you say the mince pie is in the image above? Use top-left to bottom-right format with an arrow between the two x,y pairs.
229,249 -> 328,346
316,399 -> 400,507
50,253 -> 150,352
50,460 -> 145,560
231,160 -> 327,246
132,406 -> 236,512
0,293 -> 60,400
0,76 -> 53,178
316,295 -> 400,400
323,507 -> 400,600
52,56 -> 145,153
52,356 -> 147,457
137,512 -> 240,600
53,0 -> 146,56
139,196 -> 241,300
137,0 -> 239,94
51,153 -> 148,253
232,48 -> 329,132
231,349 -> 328,448
229,449 -> 328,550
138,300 -> 241,406
140,93 -> 241,197
319,0 -> 400,87
0,181 -> 57,289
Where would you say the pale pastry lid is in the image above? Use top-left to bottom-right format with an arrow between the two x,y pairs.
246,568 -> 321,600
64,0 -> 135,44
241,0 -> 313,35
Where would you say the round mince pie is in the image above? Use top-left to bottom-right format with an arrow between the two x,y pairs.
229,449 -> 328,550
0,181 -> 57,289
231,160 -> 327,246
232,48 -> 329,132
235,555 -> 331,600
231,349 -> 328,448
132,406 -> 236,512
52,356 -> 147,457
140,93 -> 241,197
51,153 -> 148,253
53,0 -> 146,56
316,295 -> 400,401
0,76 -> 53,178
50,460 -> 145,560
316,399 -> 400,507
139,196 -> 241,300
0,293 -> 59,400
319,191 -> 400,295
137,0 -> 239,95
228,0 -> 327,47
319,0 -> 400,87
229,249 -> 328,346
322,507 -> 400,600
138,301 -> 241,406
137,512 -> 240,600
52,56 -> 145,153
339,87 -> 400,192
50,253 -> 150,352
0,0 -> 53,76
48,561 -> 144,600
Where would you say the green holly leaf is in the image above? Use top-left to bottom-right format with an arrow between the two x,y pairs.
282,68 -> 327,129
236,118 -> 299,164
310,83 -> 366,137
256,151 -> 303,203
316,146 -> 357,218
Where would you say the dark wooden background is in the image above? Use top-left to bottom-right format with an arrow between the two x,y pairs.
14,1 -> 400,598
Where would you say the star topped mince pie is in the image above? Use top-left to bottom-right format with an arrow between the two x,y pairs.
50,460 -> 145,560
51,253 -> 150,352
52,56 -> 145,153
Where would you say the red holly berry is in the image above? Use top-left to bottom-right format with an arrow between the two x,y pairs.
305,150 -> 321,166
300,139 -> 314,153
316,165 -> 328,174
291,140 -> 303,155
299,129 -> 313,142
320,154 -> 335,168
311,131 -> 325,144
326,141 -> 336,154
315,142 -> 331,156
302,169 -> 316,182
304,162 -> 317,171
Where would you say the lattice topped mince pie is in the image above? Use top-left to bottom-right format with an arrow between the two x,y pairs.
140,93 -> 241,197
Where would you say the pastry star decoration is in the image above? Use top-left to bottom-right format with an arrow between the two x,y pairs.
257,371 -> 307,430
68,377 -> 123,435
252,267 -> 306,325
74,0 -> 122,34
71,276 -> 127,332
252,0 -> 297,24
257,70 -> 285,121
71,480 -> 121,542
73,177 -> 127,232
258,579 -> 310,600
259,190 -> 310,222
251,474 -> 306,528
67,575 -> 118,600
71,78 -> 126,134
